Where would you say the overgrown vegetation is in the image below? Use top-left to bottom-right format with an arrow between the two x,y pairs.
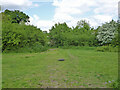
1,9 -> 48,53
1,9 -> 119,52
49,21 -> 97,47
1,9 -> 119,88
49,19 -> 118,51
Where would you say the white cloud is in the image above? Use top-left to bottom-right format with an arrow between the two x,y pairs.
2,0 -> 118,31
29,0 -> 119,31
36,20 -> 54,31
0,0 -> 35,10
53,13 -> 74,22
53,0 -> 95,16
93,0 -> 119,16
93,15 -> 112,23
30,0 -> 53,2
51,0 -> 119,29
82,15 -> 112,28
34,4 -> 39,7
29,15 -> 55,32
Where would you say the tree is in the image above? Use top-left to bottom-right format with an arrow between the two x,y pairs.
76,20 -> 90,31
97,20 -> 118,45
3,9 -> 30,24
72,20 -> 96,46
49,22 -> 71,47
49,20 -> 96,47
1,10 -> 48,52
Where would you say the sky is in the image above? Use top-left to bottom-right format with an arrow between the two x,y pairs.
0,0 -> 119,32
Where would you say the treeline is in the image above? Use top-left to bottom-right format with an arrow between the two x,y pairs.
1,9 -> 119,53
49,21 -> 97,47
1,10 -> 48,53
49,20 -> 118,48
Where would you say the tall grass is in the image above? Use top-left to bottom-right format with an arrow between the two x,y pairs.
96,45 -> 118,52
3,43 -> 49,53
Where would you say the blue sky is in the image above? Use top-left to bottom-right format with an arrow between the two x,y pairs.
1,0 -> 119,32
24,2 -> 56,20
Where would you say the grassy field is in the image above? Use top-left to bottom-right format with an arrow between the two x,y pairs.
2,48 -> 118,88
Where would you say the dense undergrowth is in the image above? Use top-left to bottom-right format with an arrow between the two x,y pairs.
1,9 -> 119,53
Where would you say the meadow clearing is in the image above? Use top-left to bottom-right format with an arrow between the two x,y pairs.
2,47 -> 118,88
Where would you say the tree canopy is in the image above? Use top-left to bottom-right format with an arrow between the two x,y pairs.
1,9 -> 48,52
97,20 -> 118,45
1,9 -> 119,52
2,9 -> 30,24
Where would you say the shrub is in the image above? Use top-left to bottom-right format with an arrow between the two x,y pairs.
31,42 -> 49,53
3,42 -> 49,53
105,79 -> 120,88
96,45 -> 118,52
2,22 -> 48,53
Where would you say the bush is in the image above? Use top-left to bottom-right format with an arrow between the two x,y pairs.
2,22 -> 48,53
31,42 -> 49,53
96,45 -> 118,52
59,46 -> 95,50
105,79 -> 120,89
3,42 -> 49,53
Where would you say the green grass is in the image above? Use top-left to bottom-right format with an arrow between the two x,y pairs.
2,48 -> 118,88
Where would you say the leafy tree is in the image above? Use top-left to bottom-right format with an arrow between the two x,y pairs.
2,9 -> 118,52
97,20 -> 118,45
49,22 -> 71,47
76,20 -> 90,31
72,20 -> 96,46
3,9 -> 30,24
49,20 -> 96,47
1,10 -> 48,52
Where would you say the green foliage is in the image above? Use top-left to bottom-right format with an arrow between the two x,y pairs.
97,20 -> 118,45
49,20 -> 97,47
76,20 -> 90,30
111,80 -> 120,89
105,79 -> 120,89
1,9 -> 48,53
96,45 -> 118,52
3,42 -> 49,53
60,46 -> 96,50
2,23 -> 48,52
30,42 -> 49,53
49,22 -> 71,47
1,9 -> 119,52
3,9 -> 30,24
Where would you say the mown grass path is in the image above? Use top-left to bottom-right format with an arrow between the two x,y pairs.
2,48 -> 118,88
